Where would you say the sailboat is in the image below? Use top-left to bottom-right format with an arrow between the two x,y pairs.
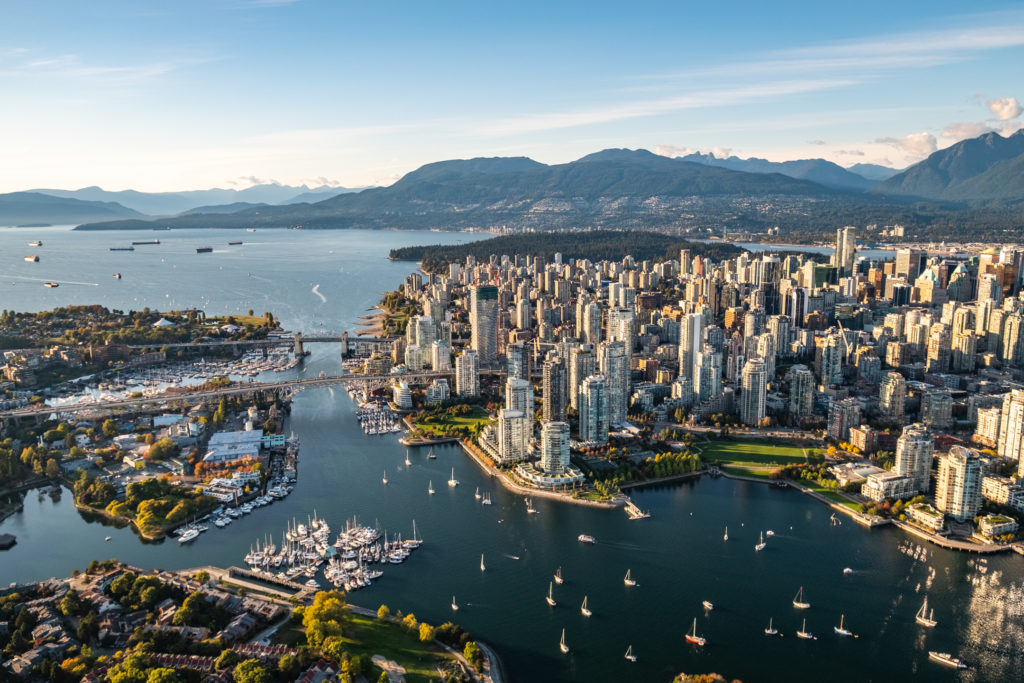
581,596 -> 591,617
428,481 -> 435,495
427,448 -> 437,459
546,582 -> 557,607
796,618 -> 814,639
382,470 -> 388,485
723,526 -> 728,541
834,614 -> 855,637
480,554 -> 486,572
451,595 -> 459,611
448,468 -> 459,487
755,531 -> 767,552
481,493 -> 492,505
793,586 -> 810,609
685,618 -> 706,646
624,569 -> 637,587
624,644 -> 636,662
916,597 -> 937,627
526,497 -> 538,514
405,451 -> 411,467
554,567 -> 564,584
765,617 -> 778,636
559,628 -> 569,654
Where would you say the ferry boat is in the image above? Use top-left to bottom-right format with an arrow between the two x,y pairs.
196,246 -> 213,253
546,582 -> 556,607
793,586 -> 810,609
577,534 -> 596,544
44,282 -> 59,288
580,596 -> 591,617
764,617 -> 778,636
928,652 -> 967,669
916,597 -> 937,627
559,628 -> 569,654
27,240 -> 42,247
624,645 -> 636,662
623,569 -> 636,587
24,255 -> 39,262
834,614 -> 854,637
796,618 -> 815,640
685,618 -> 706,646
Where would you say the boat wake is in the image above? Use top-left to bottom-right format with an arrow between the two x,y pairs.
312,284 -> 327,302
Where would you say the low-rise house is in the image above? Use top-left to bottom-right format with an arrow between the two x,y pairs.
907,502 -> 945,532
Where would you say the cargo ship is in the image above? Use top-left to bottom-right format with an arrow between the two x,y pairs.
196,246 -> 213,254
109,246 -> 135,251
132,240 -> 160,245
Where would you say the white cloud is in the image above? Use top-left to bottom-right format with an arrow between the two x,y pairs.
652,144 -> 695,158
809,139 -> 827,145
836,149 -> 865,156
987,97 -> 1022,120
941,121 -> 994,140
874,132 -> 937,157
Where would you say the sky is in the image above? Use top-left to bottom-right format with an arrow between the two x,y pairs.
1,0 -> 1023,192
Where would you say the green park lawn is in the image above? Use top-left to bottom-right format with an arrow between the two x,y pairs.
792,479 -> 862,511
414,407 -> 492,437
700,440 -> 807,468
341,612 -> 454,683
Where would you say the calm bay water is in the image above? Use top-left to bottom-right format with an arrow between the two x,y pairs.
2,227 -> 1023,682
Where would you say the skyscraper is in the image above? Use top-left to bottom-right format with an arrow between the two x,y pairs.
505,378 -> 533,414
497,409 -> 528,462
695,345 -> 722,402
834,226 -> 856,277
542,355 -> 568,422
606,307 -> 635,349
935,446 -> 983,522
997,389 -> 1024,470
920,389 -> 953,430
740,358 -> 767,426
828,397 -> 861,442
579,375 -> 609,443
470,284 -> 498,365
894,423 -> 934,494
540,421 -> 570,474
568,344 -> 596,410
599,341 -> 629,426
582,301 -> 603,345
879,372 -> 906,422
678,312 -> 704,381
925,323 -> 951,373
506,342 -> 531,381
454,349 -> 479,398
788,364 -> 814,417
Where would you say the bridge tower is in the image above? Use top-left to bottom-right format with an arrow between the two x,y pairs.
293,332 -> 304,356
341,331 -> 349,357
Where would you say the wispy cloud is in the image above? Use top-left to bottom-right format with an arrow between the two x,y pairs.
478,79 -> 854,136
0,51 -> 201,85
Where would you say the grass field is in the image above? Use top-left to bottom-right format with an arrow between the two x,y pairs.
414,406 -> 492,437
342,612 -> 454,682
793,479 -> 862,511
720,465 -> 773,480
700,440 -> 807,467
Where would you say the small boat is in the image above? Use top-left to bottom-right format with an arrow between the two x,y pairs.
755,531 -> 766,552
916,597 -> 937,628
475,487 -> 481,500
104,536 -> 112,542
480,554 -> 486,572
525,497 -> 537,513
44,282 -> 59,288
24,255 -> 39,262
427,448 -> 437,459
702,600 -> 713,611
246,228 -> 256,232
685,618 -> 706,646
796,618 -> 814,640
624,645 -> 636,662
765,617 -> 778,636
27,240 -> 42,247
843,567 -> 853,575
554,567 -> 564,585
113,273 -> 121,279
624,569 -> 636,587
405,451 -> 411,467
178,528 -> 200,544
766,530 -> 775,536
546,582 -> 556,607
928,652 -> 967,669
451,596 -> 459,611
448,468 -> 459,487
723,526 -> 728,541
382,470 -> 388,485
481,493 -> 491,505
428,481 -> 435,495
580,596 -> 591,617
559,628 -> 569,654
793,586 -> 810,610
577,534 -> 596,544
196,246 -> 213,254
834,614 -> 854,637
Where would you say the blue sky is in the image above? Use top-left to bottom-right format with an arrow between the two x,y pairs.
1,0 -> 1023,191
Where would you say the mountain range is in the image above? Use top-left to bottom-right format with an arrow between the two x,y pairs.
0,192 -> 142,225
673,152 -> 881,191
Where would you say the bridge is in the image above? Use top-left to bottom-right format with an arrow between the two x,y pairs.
122,332 -> 399,356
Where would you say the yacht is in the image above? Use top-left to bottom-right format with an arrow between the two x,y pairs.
793,586 -> 810,609
916,597 -> 937,627
843,567 -> 853,575
764,617 -> 778,636
178,528 -> 200,544
685,618 -> 706,646
577,534 -> 596,544
553,567 -> 564,585
766,530 -> 775,536
796,618 -> 814,639
448,468 -> 459,487
104,536 -> 112,542
27,240 -> 42,247
624,569 -> 636,587
546,582 -> 557,607
451,596 -> 459,611
624,645 -> 636,662
44,282 -> 59,288
702,600 -> 714,611
24,255 -> 39,262
559,628 -> 569,654
755,531 -> 767,552
428,481 -> 435,495
928,652 -> 967,669
480,554 -> 485,572
834,614 -> 854,637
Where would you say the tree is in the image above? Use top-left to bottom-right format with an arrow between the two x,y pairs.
146,669 -> 181,683
214,649 -> 240,671
45,458 -> 61,479
463,641 -> 483,670
401,613 -> 418,631
103,419 -> 119,438
194,570 -> 210,583
232,660 -> 273,683
377,604 -> 390,620
419,622 -> 436,643
321,635 -> 346,663
302,590 -> 348,648
278,654 -> 300,679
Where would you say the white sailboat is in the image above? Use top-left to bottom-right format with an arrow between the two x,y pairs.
624,644 -> 636,662
428,480 -> 435,495
546,582 -> 557,607
685,618 -> 706,646
481,493 -> 492,505
382,470 -> 388,485
793,586 -> 810,609
580,596 -> 591,617
796,618 -> 815,639
765,617 -> 778,636
480,554 -> 486,572
451,595 -> 459,611
624,569 -> 636,586
755,531 -> 766,551
475,487 -> 481,500
526,497 -> 538,514
448,468 -> 459,487
405,451 -> 411,467
723,526 -> 728,541
427,448 -> 437,459
834,614 -> 855,637
554,567 -> 564,584
559,628 -> 569,654
916,597 -> 937,627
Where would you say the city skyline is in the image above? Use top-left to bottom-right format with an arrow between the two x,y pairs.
2,1 -> 1023,192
